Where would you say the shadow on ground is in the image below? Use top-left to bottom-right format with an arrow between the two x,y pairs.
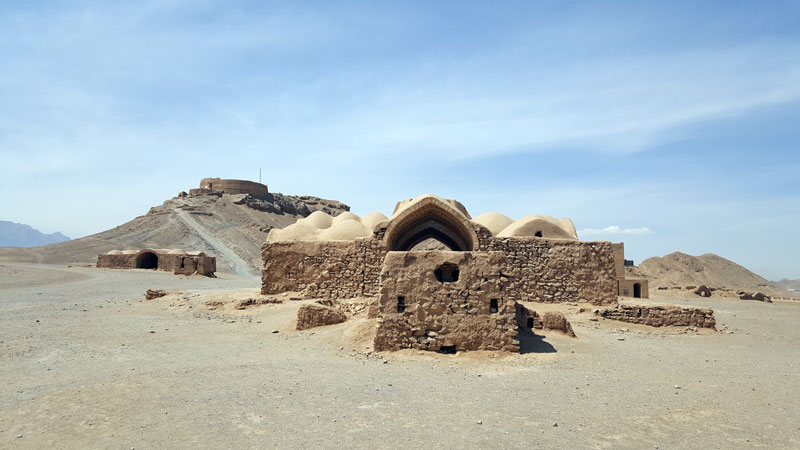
518,327 -> 556,354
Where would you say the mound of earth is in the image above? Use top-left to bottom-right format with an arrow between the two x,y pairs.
631,252 -> 794,298
0,192 -> 349,275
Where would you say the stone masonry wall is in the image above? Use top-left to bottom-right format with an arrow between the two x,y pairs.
261,228 -> 617,305
260,238 -> 386,298
600,304 -> 716,329
486,238 -> 617,305
374,251 -> 519,352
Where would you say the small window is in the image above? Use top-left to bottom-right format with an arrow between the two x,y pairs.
623,289 -> 629,296
434,263 -> 460,282
397,296 -> 405,313
534,231 -> 543,237
490,299 -> 499,313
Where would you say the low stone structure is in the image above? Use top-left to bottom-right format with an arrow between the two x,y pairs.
97,249 -> 216,276
262,194 -> 656,353
296,303 -> 347,330
599,303 -> 716,329
188,177 -> 268,198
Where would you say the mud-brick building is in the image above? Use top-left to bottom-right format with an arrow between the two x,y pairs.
97,249 -> 216,276
261,194 -> 644,352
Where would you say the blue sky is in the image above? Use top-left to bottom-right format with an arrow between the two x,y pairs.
1,1 -> 799,279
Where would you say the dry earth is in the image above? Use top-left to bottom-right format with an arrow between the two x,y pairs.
1,262 -> 799,449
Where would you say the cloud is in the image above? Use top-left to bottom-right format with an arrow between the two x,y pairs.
579,226 -> 653,236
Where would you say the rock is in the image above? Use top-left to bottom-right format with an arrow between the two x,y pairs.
476,420 -> 482,425
540,312 -> 576,337
739,291 -> 772,303
145,289 -> 167,300
272,330 -> 279,334
693,285 -> 712,297
296,304 -> 347,330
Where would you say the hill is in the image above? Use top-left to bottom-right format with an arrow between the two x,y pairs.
631,251 -> 794,298
0,221 -> 70,247
773,279 -> 800,292
0,192 -> 349,275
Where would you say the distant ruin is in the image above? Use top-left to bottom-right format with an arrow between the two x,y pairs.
97,249 -> 216,276
261,194 -> 653,352
185,177 -> 268,199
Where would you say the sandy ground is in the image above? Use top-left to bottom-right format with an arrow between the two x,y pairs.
1,262 -> 799,449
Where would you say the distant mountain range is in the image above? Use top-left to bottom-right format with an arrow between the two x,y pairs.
773,279 -> 800,291
0,221 -> 71,247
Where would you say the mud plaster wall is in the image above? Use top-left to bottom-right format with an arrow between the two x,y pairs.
97,252 -> 216,276
374,251 -> 519,352
618,279 -> 650,299
261,227 -> 617,305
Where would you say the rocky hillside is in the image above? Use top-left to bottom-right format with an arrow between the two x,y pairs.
0,221 -> 70,247
631,252 -> 794,298
0,192 -> 349,275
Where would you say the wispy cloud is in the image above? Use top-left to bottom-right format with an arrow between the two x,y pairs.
579,226 -> 653,236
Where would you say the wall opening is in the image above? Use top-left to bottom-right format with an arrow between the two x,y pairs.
136,252 -> 158,269
397,296 -> 406,313
180,258 -> 185,269
490,299 -> 499,313
438,345 -> 457,354
633,283 -> 641,298
385,201 -> 476,251
527,317 -> 534,328
534,231 -> 543,237
434,264 -> 460,283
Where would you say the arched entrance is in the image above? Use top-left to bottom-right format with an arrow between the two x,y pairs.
136,251 -> 159,269
633,283 -> 641,298
384,197 -> 478,252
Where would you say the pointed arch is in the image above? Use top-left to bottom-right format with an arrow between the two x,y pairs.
384,195 -> 478,251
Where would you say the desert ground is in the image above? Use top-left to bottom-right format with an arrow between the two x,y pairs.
1,262 -> 798,449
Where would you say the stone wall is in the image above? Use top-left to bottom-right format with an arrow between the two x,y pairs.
618,279 -> 650,299
97,251 -> 216,276
261,233 -> 618,305
374,251 -> 519,352
599,303 -> 716,329
199,178 -> 268,198
260,239 -> 385,298
486,238 -> 618,305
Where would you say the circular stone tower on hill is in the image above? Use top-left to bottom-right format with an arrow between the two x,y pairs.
197,177 -> 268,198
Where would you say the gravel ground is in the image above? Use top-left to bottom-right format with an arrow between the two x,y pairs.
1,262 -> 798,449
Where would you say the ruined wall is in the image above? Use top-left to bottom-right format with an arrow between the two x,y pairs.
374,251 -> 519,352
199,178 -> 268,198
486,238 -> 618,305
612,243 -> 625,279
96,254 -> 136,269
97,251 -> 216,276
261,234 -> 617,304
600,304 -> 715,329
260,238 -> 386,298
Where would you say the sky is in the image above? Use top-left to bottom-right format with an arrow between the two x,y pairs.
1,1 -> 799,279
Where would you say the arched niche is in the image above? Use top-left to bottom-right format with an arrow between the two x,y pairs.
384,196 -> 478,251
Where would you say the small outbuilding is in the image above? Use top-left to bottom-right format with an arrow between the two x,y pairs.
97,249 -> 216,276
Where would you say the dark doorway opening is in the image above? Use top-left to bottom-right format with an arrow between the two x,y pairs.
397,296 -> 406,313
136,252 -> 158,269
434,264 -> 460,283
633,283 -> 642,298
527,317 -> 534,328
490,299 -> 499,313
438,345 -> 457,354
